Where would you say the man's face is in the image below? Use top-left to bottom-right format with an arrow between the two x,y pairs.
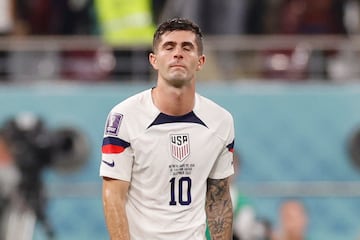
149,30 -> 205,87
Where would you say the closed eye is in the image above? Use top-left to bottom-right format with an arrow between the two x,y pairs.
161,41 -> 195,52
182,42 -> 194,51
163,42 -> 176,51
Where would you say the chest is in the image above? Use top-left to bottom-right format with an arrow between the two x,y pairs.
131,122 -> 223,175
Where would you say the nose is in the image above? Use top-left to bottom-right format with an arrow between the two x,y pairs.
173,47 -> 183,59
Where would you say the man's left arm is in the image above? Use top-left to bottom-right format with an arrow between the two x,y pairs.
205,177 -> 233,240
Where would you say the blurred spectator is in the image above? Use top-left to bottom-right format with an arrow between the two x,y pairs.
14,0 -> 53,35
327,0 -> 360,82
300,0 -> 346,35
278,0 -> 346,35
0,131 -> 18,204
50,0 -> 97,35
151,0 -> 167,24
60,46 -> 115,81
94,0 -> 155,45
343,0 -> 360,34
0,131 -> 20,240
0,0 -> 15,35
234,206 -> 270,240
247,0 -> 348,36
327,43 -> 360,82
197,0 -> 248,35
12,0 -> 96,35
272,199 -> 309,240
158,0 -> 201,26
159,0 -> 248,35
7,0 -> 58,82
260,218 -> 274,240
261,43 -> 312,81
245,0 -> 284,34
94,0 -> 155,81
197,0 -> 249,80
298,0 -> 346,80
261,0 -> 347,81
53,0 -> 108,81
278,0 -> 307,34
0,0 -> 16,80
7,0 -> 99,82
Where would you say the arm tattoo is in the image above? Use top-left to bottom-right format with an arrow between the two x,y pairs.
206,178 -> 233,240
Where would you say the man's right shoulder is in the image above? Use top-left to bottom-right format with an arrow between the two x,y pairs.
112,89 -> 151,111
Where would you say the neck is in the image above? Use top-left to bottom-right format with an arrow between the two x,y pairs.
152,85 -> 195,116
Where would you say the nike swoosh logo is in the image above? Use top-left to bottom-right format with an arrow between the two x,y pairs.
102,160 -> 115,167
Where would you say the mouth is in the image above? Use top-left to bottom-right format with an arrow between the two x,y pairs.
170,63 -> 185,69
169,66 -> 186,73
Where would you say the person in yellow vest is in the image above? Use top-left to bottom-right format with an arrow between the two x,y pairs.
94,0 -> 156,45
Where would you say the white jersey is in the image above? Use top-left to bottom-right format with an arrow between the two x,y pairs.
100,89 -> 235,240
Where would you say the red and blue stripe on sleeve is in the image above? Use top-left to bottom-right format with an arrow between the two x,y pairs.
102,136 -> 130,154
226,140 -> 235,153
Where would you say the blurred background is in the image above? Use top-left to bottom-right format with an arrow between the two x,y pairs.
0,0 -> 360,239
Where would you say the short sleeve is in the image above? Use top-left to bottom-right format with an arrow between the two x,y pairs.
209,116 -> 235,179
99,110 -> 134,181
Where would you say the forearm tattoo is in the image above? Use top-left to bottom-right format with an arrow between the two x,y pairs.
206,178 -> 233,240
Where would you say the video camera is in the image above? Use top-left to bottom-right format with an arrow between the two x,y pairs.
0,112 -> 90,239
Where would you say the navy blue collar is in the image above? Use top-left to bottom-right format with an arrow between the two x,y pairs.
147,111 -> 207,129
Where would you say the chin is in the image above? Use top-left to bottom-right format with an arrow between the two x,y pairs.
167,75 -> 189,87
170,79 -> 186,88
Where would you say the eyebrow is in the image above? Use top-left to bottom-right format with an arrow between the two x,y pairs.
182,41 -> 195,49
161,41 -> 195,49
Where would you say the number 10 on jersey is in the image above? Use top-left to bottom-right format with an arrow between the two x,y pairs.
169,177 -> 192,206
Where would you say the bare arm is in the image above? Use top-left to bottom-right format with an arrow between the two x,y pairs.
102,177 -> 130,240
205,177 -> 233,240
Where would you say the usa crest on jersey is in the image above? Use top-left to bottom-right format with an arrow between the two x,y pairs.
170,134 -> 190,162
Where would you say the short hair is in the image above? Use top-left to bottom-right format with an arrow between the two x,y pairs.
152,18 -> 204,54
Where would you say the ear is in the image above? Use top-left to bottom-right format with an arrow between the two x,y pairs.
196,55 -> 206,71
149,53 -> 158,70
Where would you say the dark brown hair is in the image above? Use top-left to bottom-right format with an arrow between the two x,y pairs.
152,18 -> 204,54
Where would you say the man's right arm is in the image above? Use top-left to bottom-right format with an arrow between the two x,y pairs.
102,177 -> 130,240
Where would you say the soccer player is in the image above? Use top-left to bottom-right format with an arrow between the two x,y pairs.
100,18 -> 235,240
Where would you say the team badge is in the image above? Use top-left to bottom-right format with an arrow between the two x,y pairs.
105,113 -> 123,136
170,134 -> 190,161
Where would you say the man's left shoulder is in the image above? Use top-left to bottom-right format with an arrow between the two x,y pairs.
197,94 -> 233,119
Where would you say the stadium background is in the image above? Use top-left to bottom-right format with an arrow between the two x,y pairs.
1,82 -> 360,240
1,0 -> 360,239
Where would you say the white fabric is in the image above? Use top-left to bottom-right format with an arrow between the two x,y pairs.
100,89 -> 235,240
